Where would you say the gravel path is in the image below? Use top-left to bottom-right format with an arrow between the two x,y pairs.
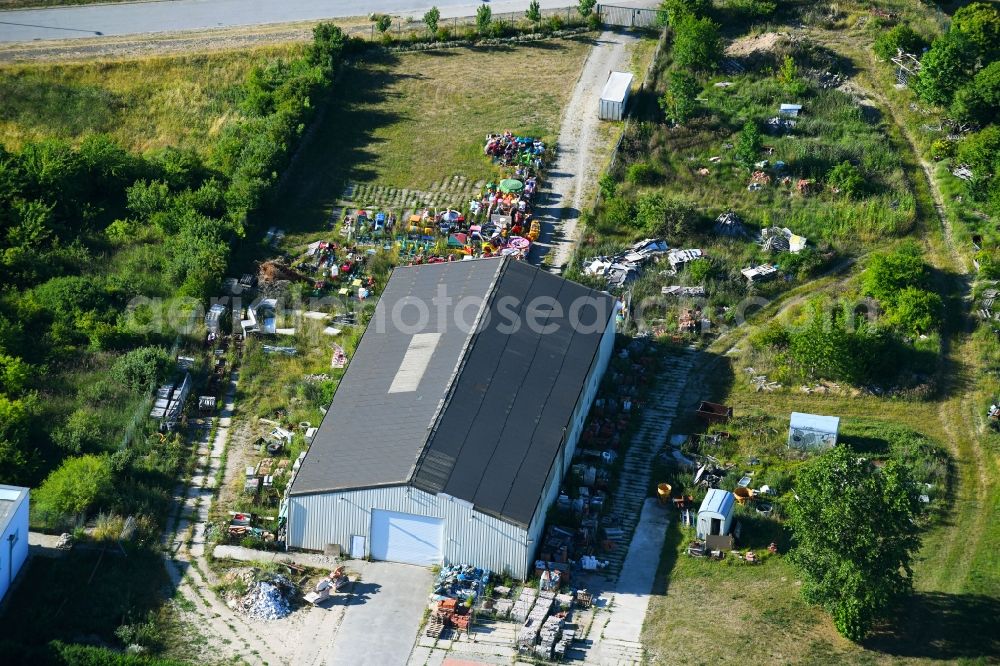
532,28 -> 644,272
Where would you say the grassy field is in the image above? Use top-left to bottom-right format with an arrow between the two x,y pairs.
624,1 -> 1000,662
251,38 -> 592,253
0,45 -> 302,153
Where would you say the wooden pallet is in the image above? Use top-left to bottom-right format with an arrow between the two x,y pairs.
425,617 -> 445,639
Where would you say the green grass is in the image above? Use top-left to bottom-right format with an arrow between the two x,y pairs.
0,45 -> 303,154
633,3 -> 1000,663
252,39 -> 591,253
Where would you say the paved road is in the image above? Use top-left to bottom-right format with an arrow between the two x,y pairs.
0,0 -> 654,43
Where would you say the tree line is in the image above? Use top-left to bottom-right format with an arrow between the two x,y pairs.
0,24 -> 347,525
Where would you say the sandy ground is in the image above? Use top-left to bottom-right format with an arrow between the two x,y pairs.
0,20 -> 322,62
533,29 -> 646,272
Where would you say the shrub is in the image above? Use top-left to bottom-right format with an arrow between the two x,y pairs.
659,70 -> 699,124
626,161 -> 658,185
735,120 -> 762,169
598,173 -> 617,200
727,0 -> 777,18
914,31 -> 977,107
873,24 -> 927,61
604,197 -> 637,228
826,161 -> 865,198
110,346 -> 172,394
930,138 -> 955,160
34,454 -> 114,522
889,286 -> 943,334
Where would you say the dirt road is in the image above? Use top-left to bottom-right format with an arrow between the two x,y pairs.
533,29 -> 644,272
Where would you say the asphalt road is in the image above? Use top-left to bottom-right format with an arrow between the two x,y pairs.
0,0 -> 656,43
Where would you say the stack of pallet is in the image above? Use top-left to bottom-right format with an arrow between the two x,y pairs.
534,614 -> 565,659
518,591 -> 553,653
554,628 -> 576,660
425,615 -> 445,639
517,615 -> 542,652
510,587 -> 537,623
451,607 -> 471,633
493,598 -> 514,618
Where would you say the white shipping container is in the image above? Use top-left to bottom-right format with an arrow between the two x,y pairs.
599,72 -> 634,121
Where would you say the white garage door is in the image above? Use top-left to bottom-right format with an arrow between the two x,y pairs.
370,509 -> 444,567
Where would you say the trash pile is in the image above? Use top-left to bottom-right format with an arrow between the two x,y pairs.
713,211 -> 747,238
431,563 -> 491,604
224,569 -> 295,621
761,227 -> 807,254
582,238 -> 669,288
242,581 -> 292,620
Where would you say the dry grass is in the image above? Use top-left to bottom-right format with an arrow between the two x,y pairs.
264,37 -> 593,250
0,44 -> 303,154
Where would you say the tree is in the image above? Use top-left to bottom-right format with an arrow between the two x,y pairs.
861,244 -> 927,308
659,70 -> 699,124
33,454 -> 114,522
671,14 -> 723,71
0,353 -> 31,394
913,31 -> 977,107
778,54 -> 807,95
873,23 -> 927,62
526,0 -> 541,23
111,346 -> 172,394
659,0 -> 710,27
423,6 -> 441,34
734,120 -> 762,169
476,4 -> 492,33
788,446 -> 922,641
789,301 -> 878,383
826,161 -> 865,198
578,0 -> 597,18
890,286 -> 943,334
951,61 -> 1000,124
951,1 -> 1000,62
307,23 -> 345,68
373,13 -> 392,34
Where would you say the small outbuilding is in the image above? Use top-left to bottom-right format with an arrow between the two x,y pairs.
599,72 -> 634,121
0,485 -> 29,602
788,412 -> 840,451
696,489 -> 735,540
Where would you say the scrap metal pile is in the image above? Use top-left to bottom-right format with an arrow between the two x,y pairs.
582,238 -> 669,288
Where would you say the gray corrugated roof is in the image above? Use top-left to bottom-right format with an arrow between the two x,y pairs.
291,258 -> 617,529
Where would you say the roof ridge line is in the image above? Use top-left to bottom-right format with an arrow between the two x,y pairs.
408,257 -> 512,488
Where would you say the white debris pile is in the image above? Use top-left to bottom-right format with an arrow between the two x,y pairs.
241,580 -> 292,620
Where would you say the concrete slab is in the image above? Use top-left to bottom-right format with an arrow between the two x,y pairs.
601,499 -> 670,643
325,561 -> 432,666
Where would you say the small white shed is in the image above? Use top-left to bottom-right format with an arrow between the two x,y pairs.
696,489 -> 736,539
599,72 -> 634,121
788,412 -> 840,451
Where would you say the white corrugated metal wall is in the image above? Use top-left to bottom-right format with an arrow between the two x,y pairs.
288,485 -> 532,578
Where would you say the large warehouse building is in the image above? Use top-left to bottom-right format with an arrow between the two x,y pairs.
286,257 -> 617,578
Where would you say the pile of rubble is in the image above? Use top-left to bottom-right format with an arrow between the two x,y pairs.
582,238 -> 669,288
242,581 -> 292,620
224,569 -> 295,621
